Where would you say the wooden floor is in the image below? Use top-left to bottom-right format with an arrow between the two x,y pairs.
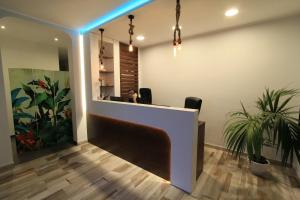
0,143 -> 299,200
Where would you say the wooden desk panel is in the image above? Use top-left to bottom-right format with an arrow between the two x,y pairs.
197,121 -> 205,179
87,114 -> 206,184
87,114 -> 171,180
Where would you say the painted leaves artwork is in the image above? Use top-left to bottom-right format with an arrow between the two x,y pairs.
9,69 -> 73,153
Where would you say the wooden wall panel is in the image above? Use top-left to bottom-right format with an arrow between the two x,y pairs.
87,114 -> 171,180
119,43 -> 138,100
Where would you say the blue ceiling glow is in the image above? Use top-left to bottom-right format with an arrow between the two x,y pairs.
79,0 -> 152,34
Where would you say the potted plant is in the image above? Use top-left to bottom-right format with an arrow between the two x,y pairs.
224,88 -> 300,175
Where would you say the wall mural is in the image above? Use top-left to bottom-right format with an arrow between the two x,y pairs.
9,69 -> 73,154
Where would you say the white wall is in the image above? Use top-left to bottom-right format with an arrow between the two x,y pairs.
0,37 -> 59,70
0,37 -> 59,135
140,15 -> 300,148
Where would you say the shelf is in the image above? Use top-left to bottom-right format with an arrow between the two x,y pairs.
100,85 -> 114,87
103,56 -> 113,59
99,70 -> 114,73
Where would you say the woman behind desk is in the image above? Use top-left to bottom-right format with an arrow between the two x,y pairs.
128,89 -> 140,103
110,89 -> 151,104
109,90 -> 139,103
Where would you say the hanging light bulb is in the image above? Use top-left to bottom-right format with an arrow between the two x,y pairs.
173,45 -> 177,57
177,43 -> 182,50
128,15 -> 135,52
100,62 -> 104,70
173,0 -> 182,57
173,41 -> 182,57
129,44 -> 134,52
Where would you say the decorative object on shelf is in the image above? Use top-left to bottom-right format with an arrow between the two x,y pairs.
128,15 -> 135,52
224,88 -> 300,176
173,0 -> 182,57
99,28 -> 105,70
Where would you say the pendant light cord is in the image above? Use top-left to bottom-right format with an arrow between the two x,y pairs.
173,0 -> 181,46
99,28 -> 105,65
128,15 -> 135,46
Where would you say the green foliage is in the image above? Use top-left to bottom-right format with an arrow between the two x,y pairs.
55,88 -> 70,103
11,88 -> 22,101
11,88 -> 29,107
11,74 -> 73,152
57,100 -> 71,114
11,88 -> 33,134
224,88 -> 300,166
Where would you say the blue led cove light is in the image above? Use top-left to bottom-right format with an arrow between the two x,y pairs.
79,0 -> 152,34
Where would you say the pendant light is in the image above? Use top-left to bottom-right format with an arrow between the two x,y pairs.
173,0 -> 182,57
128,15 -> 135,52
99,28 -> 105,70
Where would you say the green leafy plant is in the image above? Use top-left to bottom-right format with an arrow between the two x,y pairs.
11,88 -> 36,152
25,77 -> 70,126
11,88 -> 34,134
224,88 -> 300,166
11,73 -> 73,153
24,76 -> 72,146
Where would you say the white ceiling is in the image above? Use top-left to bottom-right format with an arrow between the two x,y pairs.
0,0 -> 128,29
1,0 -> 300,48
102,0 -> 300,47
0,17 -> 70,47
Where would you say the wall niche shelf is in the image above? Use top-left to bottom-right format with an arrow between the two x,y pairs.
90,32 -> 120,101
103,56 -> 114,59
98,40 -> 115,99
99,70 -> 114,73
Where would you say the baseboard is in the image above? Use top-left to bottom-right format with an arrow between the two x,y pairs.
205,143 -> 248,158
0,163 -> 14,172
204,143 -> 290,167
205,143 -> 228,151
73,140 -> 88,145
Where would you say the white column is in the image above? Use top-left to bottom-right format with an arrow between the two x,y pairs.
68,32 -> 88,143
0,49 -> 14,167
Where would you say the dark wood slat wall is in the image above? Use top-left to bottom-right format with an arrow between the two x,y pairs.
120,42 -> 138,100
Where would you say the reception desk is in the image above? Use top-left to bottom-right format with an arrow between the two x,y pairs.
87,100 -> 201,193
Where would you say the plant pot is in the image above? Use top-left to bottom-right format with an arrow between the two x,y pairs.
250,159 -> 270,176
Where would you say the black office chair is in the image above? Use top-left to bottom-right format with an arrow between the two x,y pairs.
110,96 -> 124,102
184,97 -> 202,113
139,88 -> 152,104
